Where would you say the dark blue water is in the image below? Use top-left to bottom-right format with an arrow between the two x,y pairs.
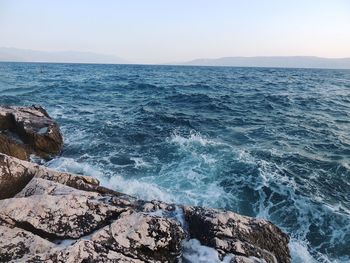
1,62 -> 350,262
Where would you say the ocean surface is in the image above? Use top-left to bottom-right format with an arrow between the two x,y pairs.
0,62 -> 350,262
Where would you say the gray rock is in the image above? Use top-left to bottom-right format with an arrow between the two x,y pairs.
20,240 -> 144,263
184,206 -> 290,263
0,191 -> 122,239
92,211 -> 186,262
0,153 -> 106,199
0,221 -> 55,262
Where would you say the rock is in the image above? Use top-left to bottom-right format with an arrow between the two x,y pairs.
15,177 -> 99,197
232,255 -> 266,263
20,240 -> 144,263
183,206 -> 290,263
0,153 -> 107,199
0,105 -> 63,160
0,221 -> 55,262
92,211 -> 186,262
0,190 -> 124,239
0,154 -> 35,199
0,153 -> 291,263
0,134 -> 29,160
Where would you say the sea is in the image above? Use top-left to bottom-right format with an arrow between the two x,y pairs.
0,62 -> 349,262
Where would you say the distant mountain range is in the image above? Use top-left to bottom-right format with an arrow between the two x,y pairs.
180,56 -> 350,69
1,48 -> 350,69
0,47 -> 128,64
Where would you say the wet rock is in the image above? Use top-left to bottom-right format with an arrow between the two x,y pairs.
92,211 -> 186,262
0,105 -> 63,160
183,206 -> 290,263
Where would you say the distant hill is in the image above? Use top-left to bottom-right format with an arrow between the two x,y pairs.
181,56 -> 350,69
0,47 -> 128,64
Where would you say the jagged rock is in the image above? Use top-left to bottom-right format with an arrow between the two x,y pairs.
0,191 -> 123,239
21,240 -> 144,263
232,255 -> 265,263
0,105 -> 63,160
0,222 -> 55,262
0,134 -> 29,160
0,153 -> 106,199
0,153 -> 291,262
15,177 -> 99,197
0,154 -> 35,199
0,106 -> 292,262
184,206 -> 290,263
92,211 -> 186,262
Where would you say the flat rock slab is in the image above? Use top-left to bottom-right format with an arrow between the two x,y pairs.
0,105 -> 63,160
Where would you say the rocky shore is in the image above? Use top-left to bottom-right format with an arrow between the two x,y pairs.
0,106 -> 291,263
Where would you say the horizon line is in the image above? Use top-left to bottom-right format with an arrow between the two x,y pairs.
1,60 -> 350,71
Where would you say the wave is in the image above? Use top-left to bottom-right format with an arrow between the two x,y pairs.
182,239 -> 234,263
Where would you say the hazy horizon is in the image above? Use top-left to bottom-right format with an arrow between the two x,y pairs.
1,0 -> 350,64
2,47 -> 350,69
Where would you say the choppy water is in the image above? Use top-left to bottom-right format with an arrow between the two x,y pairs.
1,62 -> 350,262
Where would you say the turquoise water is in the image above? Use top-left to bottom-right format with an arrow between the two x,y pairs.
0,62 -> 350,262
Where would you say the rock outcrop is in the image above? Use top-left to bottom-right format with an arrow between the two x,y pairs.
0,154 -> 291,263
184,206 -> 290,263
0,105 -> 63,161
0,105 -> 291,263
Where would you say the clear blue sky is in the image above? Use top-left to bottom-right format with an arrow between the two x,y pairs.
0,0 -> 349,63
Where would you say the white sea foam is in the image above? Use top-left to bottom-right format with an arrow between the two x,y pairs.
45,130 -> 349,263
100,174 -> 175,203
289,240 -> 318,263
170,131 -> 213,147
130,157 -> 151,168
182,239 -> 234,263
46,156 -> 175,203
46,157 -> 104,178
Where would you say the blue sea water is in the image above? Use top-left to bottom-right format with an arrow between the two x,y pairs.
0,62 -> 350,262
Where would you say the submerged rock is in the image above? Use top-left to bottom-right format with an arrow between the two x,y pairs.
0,105 -> 63,160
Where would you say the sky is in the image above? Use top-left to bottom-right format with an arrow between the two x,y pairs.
0,0 -> 349,64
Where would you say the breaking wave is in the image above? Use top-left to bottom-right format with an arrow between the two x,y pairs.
2,63 -> 350,262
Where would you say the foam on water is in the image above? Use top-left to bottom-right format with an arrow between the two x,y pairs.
2,63 -> 350,262
47,156 -> 175,202
46,130 -> 350,263
46,157 -> 104,178
182,239 -> 234,263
